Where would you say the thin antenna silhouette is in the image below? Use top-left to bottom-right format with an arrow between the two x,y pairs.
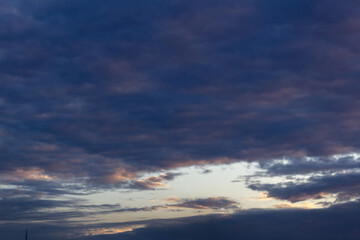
25,227 -> 28,240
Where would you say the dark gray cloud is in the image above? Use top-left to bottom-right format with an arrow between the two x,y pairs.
0,194 -> 125,223
0,193 -> 237,226
2,201 -> 359,240
109,197 -> 239,213
2,0 -> 360,182
244,154 -> 360,203
171,197 -> 239,210
248,172 -> 360,202
1,0 -> 360,236
93,201 -> 360,240
258,156 -> 360,176
201,169 -> 212,174
126,172 -> 183,190
0,179 -> 91,198
0,197 -> 83,221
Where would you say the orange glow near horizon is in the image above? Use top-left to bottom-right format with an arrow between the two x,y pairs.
86,225 -> 146,236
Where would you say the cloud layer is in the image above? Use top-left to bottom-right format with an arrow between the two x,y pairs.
2,201 -> 359,240
1,0 -> 360,239
2,0 -> 360,182
246,155 -> 360,203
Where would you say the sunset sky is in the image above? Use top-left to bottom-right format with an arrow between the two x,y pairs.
1,0 -> 360,239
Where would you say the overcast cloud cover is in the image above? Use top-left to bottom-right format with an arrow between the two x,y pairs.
1,0 -> 360,239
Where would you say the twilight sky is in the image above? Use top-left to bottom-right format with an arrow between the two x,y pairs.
1,0 -> 360,239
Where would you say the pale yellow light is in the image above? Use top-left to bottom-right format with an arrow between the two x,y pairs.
86,225 -> 145,236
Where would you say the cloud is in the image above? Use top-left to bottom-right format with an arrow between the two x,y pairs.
170,197 -> 239,210
125,172 -> 182,190
243,153 -> 360,203
2,2 -> 360,235
102,201 -> 360,240
258,155 -> 360,176
248,172 -> 360,202
4,200 -> 357,240
0,197 -> 82,221
0,194 -> 125,222
106,197 -> 240,213
86,225 -> 146,236
1,0 -> 360,182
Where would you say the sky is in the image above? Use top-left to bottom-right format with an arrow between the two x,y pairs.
1,0 -> 360,239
